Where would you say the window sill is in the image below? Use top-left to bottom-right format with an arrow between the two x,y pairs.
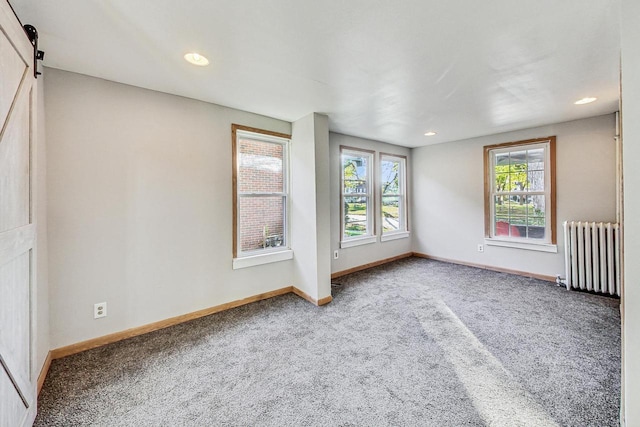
484,239 -> 557,253
340,235 -> 377,248
381,231 -> 410,242
233,249 -> 293,270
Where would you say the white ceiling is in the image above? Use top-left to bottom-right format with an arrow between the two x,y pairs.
12,0 -> 620,147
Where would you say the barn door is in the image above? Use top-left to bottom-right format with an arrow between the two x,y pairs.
0,2 -> 38,427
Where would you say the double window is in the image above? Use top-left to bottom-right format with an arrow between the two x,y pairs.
232,125 -> 292,268
340,147 -> 409,248
484,137 -> 556,248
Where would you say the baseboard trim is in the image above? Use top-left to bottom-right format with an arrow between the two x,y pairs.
49,285 -> 333,362
291,287 -> 333,306
37,351 -> 52,395
331,252 -> 413,279
50,286 -> 294,360
412,252 -> 557,282
317,295 -> 333,306
291,287 -> 315,304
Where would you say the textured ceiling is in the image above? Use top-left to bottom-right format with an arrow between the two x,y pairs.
12,0 -> 620,147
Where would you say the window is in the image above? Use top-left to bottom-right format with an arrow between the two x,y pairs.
341,147 -> 376,248
484,136 -> 556,249
380,154 -> 409,241
232,125 -> 292,268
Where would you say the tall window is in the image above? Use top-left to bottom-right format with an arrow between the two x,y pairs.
341,147 -> 375,247
380,154 -> 408,239
484,137 -> 556,245
233,125 -> 290,262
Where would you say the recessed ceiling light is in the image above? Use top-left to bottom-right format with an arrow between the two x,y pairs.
184,52 -> 209,66
574,97 -> 597,105
424,131 -> 437,136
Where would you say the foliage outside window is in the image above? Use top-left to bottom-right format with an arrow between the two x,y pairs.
380,154 -> 408,234
233,125 -> 290,259
341,147 -> 374,242
484,137 -> 556,244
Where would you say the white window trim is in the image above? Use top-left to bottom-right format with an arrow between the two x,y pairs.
381,231 -> 410,242
487,140 -> 553,245
380,154 -> 408,236
341,147 -> 376,244
485,238 -> 557,253
233,127 -> 292,265
340,235 -> 377,248
232,249 -> 294,270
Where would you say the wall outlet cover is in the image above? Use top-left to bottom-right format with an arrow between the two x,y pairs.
94,302 -> 107,319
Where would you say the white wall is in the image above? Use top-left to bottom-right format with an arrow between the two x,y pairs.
330,133 -> 412,274
44,68 -> 296,348
35,71 -> 49,374
291,113 -> 331,301
621,0 -> 640,422
412,114 -> 617,278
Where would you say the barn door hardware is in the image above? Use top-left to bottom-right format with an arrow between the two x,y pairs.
23,24 -> 45,78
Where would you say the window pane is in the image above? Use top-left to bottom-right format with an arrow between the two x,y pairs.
382,196 -> 400,232
344,196 -> 368,238
238,139 -> 283,193
239,196 -> 285,252
527,148 -> 545,171
509,216 -> 526,226
344,179 -> 367,194
508,151 -> 528,191
343,154 -> 368,194
381,160 -> 400,195
508,197 -> 529,217
509,150 -> 527,168
529,195 -> 545,217
495,196 -> 509,217
528,170 -> 544,191
495,173 -> 509,192
495,217 -> 510,236
495,152 -> 509,167
509,171 -> 527,191
527,219 -> 546,239
496,217 -> 523,237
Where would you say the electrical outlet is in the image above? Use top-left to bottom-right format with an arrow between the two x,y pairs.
477,244 -> 484,253
333,250 -> 339,259
94,302 -> 107,319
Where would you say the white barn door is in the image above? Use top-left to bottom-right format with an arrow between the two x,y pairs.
0,2 -> 38,427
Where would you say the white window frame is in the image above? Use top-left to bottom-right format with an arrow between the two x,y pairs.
340,146 -> 376,248
232,125 -> 292,269
380,153 -> 410,242
484,137 -> 556,251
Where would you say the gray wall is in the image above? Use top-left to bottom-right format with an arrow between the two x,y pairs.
621,0 -> 640,422
411,114 -> 617,278
330,133 -> 412,273
44,69 -> 297,348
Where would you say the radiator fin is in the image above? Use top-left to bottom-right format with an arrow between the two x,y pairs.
563,221 -> 620,297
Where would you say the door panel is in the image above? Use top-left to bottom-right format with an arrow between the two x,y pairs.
0,254 -> 31,379
0,2 -> 38,426
0,89 -> 31,233
0,366 -> 27,427
0,26 -> 27,132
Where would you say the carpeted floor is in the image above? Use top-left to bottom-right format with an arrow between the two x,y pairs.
36,258 -> 621,426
